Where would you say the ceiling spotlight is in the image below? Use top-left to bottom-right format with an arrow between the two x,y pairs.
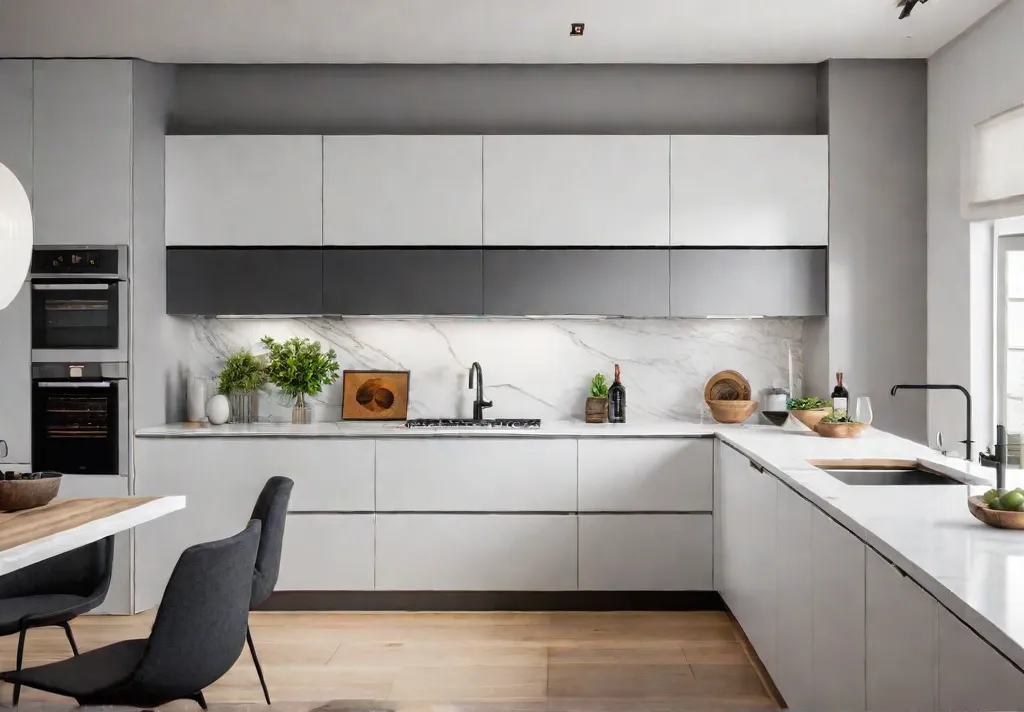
896,0 -> 928,20
570,23 -> 585,36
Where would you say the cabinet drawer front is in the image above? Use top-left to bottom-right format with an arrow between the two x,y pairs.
483,135 -> 670,247
375,439 -> 577,512
483,249 -> 670,317
323,135 -> 483,247
578,514 -> 712,591
670,248 -> 826,317
375,514 -> 578,590
578,438 -> 712,511
277,514 -> 374,591
165,135 -> 323,247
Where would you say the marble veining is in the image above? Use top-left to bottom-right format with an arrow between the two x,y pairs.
184,317 -> 804,422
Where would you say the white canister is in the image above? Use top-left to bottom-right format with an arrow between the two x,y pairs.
206,394 -> 230,425
186,375 -> 208,422
764,388 -> 790,412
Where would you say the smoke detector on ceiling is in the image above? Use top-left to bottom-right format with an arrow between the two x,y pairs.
896,0 -> 929,19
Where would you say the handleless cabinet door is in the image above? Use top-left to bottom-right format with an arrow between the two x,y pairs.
33,60 -> 132,246
774,484 -> 814,710
938,606 -> 1024,711
670,248 -> 826,317
484,249 -> 669,316
0,61 -> 33,203
165,135 -> 323,247
323,249 -> 483,315
483,135 -> 670,246
0,283 -> 31,464
324,135 -> 483,246
578,514 -> 712,590
166,248 -> 323,315
277,514 -> 374,590
671,135 -> 828,246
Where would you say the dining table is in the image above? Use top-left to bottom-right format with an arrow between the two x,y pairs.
0,496 -> 185,576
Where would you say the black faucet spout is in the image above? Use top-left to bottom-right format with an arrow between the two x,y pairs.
890,384 -> 973,461
468,362 -> 493,421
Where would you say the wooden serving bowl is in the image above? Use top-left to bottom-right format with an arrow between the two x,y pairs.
968,495 -> 1024,530
813,421 -> 869,439
703,371 -> 751,402
707,400 -> 758,424
0,472 -> 62,511
789,408 -> 832,430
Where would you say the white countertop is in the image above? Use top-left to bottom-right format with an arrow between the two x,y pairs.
135,420 -> 721,438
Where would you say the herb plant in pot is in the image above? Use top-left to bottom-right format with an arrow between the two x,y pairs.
217,349 -> 268,424
261,336 -> 340,424
586,373 -> 610,424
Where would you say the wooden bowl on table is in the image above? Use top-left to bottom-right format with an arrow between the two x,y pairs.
789,408 -> 832,430
707,400 -> 758,424
0,472 -> 62,511
813,421 -> 868,439
968,496 -> 1024,530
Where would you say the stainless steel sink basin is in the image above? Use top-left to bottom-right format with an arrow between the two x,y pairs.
822,467 -> 964,486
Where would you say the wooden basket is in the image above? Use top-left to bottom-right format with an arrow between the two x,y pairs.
968,496 -> 1024,530
0,473 -> 62,511
813,421 -> 868,439
707,400 -> 758,424
789,408 -> 832,430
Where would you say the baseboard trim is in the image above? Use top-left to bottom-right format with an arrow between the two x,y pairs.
259,590 -> 725,612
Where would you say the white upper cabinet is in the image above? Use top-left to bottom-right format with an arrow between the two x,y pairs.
323,135 -> 482,246
165,135 -> 323,246
671,135 -> 828,246
33,60 -> 132,246
483,135 -> 670,246
0,61 -> 33,203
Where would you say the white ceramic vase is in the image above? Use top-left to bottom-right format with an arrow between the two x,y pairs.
206,394 -> 230,425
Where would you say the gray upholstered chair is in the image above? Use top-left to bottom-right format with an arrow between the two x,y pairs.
0,520 -> 261,709
0,535 -> 114,705
246,475 -> 293,704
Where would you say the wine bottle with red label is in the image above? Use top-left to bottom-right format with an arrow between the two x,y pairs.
832,372 -> 849,415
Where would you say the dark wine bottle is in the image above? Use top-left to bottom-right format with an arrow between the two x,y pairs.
831,372 -> 849,415
608,364 -> 626,423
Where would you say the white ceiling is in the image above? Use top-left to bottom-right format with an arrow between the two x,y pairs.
0,0 -> 1006,64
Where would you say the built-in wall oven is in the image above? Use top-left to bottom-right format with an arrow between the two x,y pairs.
30,246 -> 128,363
31,362 -> 128,477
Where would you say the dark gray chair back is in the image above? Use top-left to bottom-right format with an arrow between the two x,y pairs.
249,476 -> 293,606
0,536 -> 114,600
127,520 -> 261,700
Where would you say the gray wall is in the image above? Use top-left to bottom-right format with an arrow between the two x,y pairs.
170,64 -> 821,135
929,0 -> 1024,454
809,59 -> 928,441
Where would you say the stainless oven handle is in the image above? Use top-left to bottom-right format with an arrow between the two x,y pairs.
32,283 -> 112,291
36,381 -> 114,388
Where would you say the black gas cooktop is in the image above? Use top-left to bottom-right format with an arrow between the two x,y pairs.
404,418 -> 542,429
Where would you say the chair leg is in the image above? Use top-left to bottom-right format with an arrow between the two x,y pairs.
12,628 -> 25,706
191,691 -> 208,710
246,624 -> 271,705
58,622 -> 79,656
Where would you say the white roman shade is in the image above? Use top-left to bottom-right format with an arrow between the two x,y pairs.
966,103 -> 1024,220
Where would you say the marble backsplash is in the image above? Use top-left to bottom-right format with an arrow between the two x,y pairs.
184,317 -> 804,423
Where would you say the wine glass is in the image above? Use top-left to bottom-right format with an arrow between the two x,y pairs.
855,396 -> 874,426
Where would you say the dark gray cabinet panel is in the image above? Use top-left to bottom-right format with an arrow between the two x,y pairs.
323,249 -> 483,315
670,248 -> 826,317
484,250 -> 670,316
166,248 -> 323,315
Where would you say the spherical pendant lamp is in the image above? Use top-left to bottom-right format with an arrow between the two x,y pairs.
0,163 -> 32,310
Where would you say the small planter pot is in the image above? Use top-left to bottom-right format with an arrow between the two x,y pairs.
585,397 -> 609,424
228,391 -> 259,424
291,393 -> 313,424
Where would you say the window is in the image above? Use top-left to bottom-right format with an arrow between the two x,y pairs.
996,232 -> 1024,444
968,105 -> 1024,221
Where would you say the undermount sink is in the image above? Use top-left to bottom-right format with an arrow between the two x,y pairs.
821,466 -> 964,486
405,418 -> 541,429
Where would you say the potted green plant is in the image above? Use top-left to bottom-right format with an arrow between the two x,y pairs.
261,336 -> 340,424
217,349 -> 268,423
786,396 -> 833,430
586,372 -> 610,423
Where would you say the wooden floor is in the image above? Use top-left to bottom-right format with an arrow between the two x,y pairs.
0,611 -> 779,710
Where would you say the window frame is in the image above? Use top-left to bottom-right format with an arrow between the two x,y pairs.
996,233 -> 1024,432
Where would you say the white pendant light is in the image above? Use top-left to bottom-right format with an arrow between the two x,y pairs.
0,162 -> 32,310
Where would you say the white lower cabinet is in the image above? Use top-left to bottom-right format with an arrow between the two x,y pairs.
865,548 -> 938,711
811,508 -> 866,711
578,514 -> 712,591
276,514 -> 374,591
774,484 -> 813,710
375,514 -> 577,590
938,606 -> 1024,711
